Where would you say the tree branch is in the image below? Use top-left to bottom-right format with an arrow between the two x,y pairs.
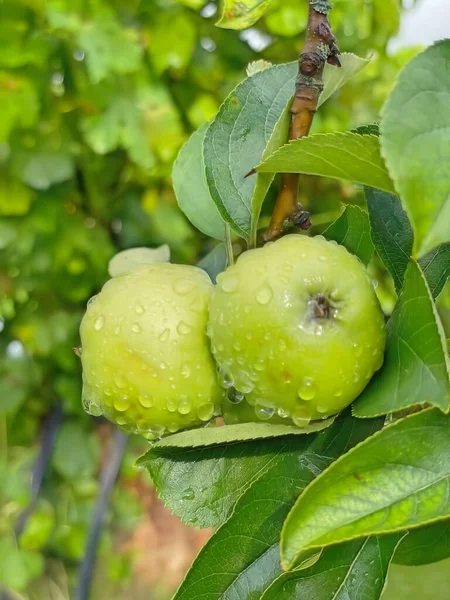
262,0 -> 340,243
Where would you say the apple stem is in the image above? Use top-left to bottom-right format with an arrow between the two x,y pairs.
262,1 -> 340,244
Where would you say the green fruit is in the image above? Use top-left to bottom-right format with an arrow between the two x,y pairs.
208,235 -> 386,424
80,264 -> 222,438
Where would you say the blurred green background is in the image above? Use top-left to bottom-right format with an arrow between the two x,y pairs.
1,0 -> 449,598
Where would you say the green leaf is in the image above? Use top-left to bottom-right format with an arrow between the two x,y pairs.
352,123 -> 380,136
0,72 -> 39,142
319,54 -> 369,106
108,245 -> 170,277
77,18 -> 142,83
144,420 -> 335,451
82,97 -> 154,169
216,0 -> 274,30
257,133 -> 395,194
262,535 -> 403,600
419,244 -> 450,300
394,520 -> 450,566
11,149 -> 74,191
365,187 -> 413,293
323,205 -> 374,265
173,124 -> 226,240
380,40 -> 450,256
139,414 -> 381,528
52,422 -> 100,480
281,408 -> 450,568
353,260 -> 450,418
172,416 -> 382,598
197,244 -> 228,284
204,55 -> 369,239
149,11 -> 197,73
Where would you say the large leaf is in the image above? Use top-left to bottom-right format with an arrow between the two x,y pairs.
139,415 -> 381,529
173,124 -> 226,240
203,55 -> 368,240
365,187 -> 413,293
257,133 -> 395,194
323,205 -> 374,265
172,416 -> 382,598
394,520 -> 450,566
281,408 -> 450,568
380,40 -> 450,256
262,535 -> 403,600
216,0 -> 275,30
146,420 -> 334,450
419,244 -> 450,300
353,260 -> 450,418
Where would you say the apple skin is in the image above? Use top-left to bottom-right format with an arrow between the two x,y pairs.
208,235 -> 386,424
80,264 -> 223,438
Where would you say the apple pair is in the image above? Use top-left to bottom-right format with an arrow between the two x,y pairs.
80,235 -> 386,438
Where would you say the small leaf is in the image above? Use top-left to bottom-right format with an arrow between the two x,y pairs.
257,133 -> 395,194
205,55 -> 369,239
353,260 -> 450,418
323,205 -> 374,265
418,244 -> 450,300
172,416 -> 382,598
263,535 -> 403,600
365,187 -> 413,293
139,414 -> 381,529
149,11 -> 197,73
394,520 -> 450,566
146,419 -> 335,450
216,0 -> 274,30
173,124 -> 225,240
246,59 -> 272,76
197,244 -> 228,284
352,123 -> 380,136
380,40 -> 450,256
108,245 -> 170,277
0,72 -> 39,142
281,408 -> 450,568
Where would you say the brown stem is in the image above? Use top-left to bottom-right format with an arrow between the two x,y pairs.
262,0 -> 340,243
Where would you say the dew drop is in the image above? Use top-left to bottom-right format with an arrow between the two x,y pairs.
160,362 -> 167,370
319,255 -> 328,262
298,377 -> 316,401
168,422 -> 179,433
220,274 -> 238,293
256,285 -> 273,305
333,390 -> 343,398
94,315 -> 105,331
218,369 -> 234,389
132,323 -> 142,333
316,405 -> 329,414
234,381 -> 254,394
114,395 -> 130,412
292,414 -> 311,428
88,403 -> 103,417
159,328 -> 170,342
227,388 -> 245,404
279,339 -> 287,351
114,324 -> 121,335
353,343 -> 363,358
135,303 -> 145,315
181,364 -> 191,378
167,398 -> 178,412
138,395 -> 154,408
233,341 -> 241,351
174,279 -> 194,295
277,407 -> 289,419
177,321 -> 192,335
255,405 -> 275,421
254,359 -> 265,372
353,372 -> 361,383
182,487 -> 195,500
114,375 -> 126,389
116,415 -> 127,426
197,403 -> 214,421
150,424 -> 166,439
178,397 -> 192,414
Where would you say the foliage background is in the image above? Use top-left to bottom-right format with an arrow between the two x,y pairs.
1,0 -> 449,598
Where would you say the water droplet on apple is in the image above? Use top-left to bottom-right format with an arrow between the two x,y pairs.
114,395 -> 129,412
138,394 -> 154,408
174,279 -> 194,295
197,403 -> 214,421
178,397 -> 192,414
227,388 -> 245,404
256,285 -> 273,305
277,407 -> 289,418
177,321 -> 192,335
135,303 -> 145,314
319,255 -> 328,262
292,412 -> 311,427
220,274 -> 238,293
114,375 -> 126,389
255,405 -> 274,420
298,377 -> 316,401
94,315 -> 105,330
132,323 -> 142,333
166,398 -> 178,412
168,422 -> 179,433
316,405 -> 329,414
254,359 -> 265,371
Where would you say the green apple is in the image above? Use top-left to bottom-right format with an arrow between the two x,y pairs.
80,264 -> 223,438
208,235 -> 386,424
